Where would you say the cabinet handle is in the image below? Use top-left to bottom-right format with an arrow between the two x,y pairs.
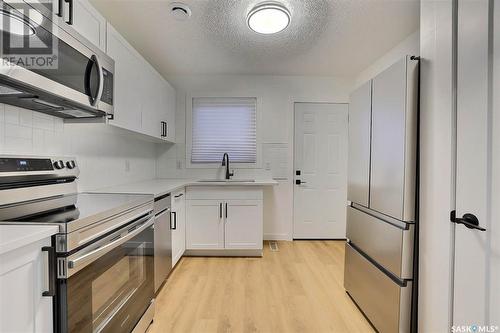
225,202 -> 228,219
174,193 -> 184,198
171,211 -> 177,230
42,247 -> 56,297
64,0 -> 73,25
57,0 -> 64,17
219,203 -> 222,219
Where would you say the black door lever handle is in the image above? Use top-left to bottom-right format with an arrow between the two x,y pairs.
450,210 -> 486,231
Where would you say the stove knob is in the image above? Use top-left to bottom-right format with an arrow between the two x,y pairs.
66,160 -> 76,169
53,160 -> 65,169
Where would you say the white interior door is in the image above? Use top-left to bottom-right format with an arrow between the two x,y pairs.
453,0 -> 500,328
293,103 -> 348,239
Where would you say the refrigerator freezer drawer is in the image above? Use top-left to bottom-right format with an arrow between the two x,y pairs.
346,206 -> 414,279
344,243 -> 412,333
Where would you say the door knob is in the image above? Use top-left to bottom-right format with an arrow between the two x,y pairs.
450,210 -> 486,231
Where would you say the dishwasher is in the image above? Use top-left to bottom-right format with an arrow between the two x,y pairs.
153,193 -> 173,292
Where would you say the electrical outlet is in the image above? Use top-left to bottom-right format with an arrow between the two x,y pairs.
125,160 -> 130,172
265,162 -> 271,170
176,160 -> 182,170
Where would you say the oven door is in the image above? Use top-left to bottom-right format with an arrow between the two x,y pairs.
0,1 -> 114,118
57,214 -> 154,333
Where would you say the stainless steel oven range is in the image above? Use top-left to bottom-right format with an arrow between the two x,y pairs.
0,155 -> 155,333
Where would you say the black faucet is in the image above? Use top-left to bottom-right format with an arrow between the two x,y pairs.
222,153 -> 234,180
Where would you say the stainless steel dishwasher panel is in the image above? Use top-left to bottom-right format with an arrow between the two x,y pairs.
346,206 -> 414,279
153,194 -> 172,292
344,243 -> 412,333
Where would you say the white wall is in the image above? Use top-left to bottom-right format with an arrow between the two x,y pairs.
0,104 -> 157,191
353,30 -> 420,90
418,1 -> 456,331
157,75 -> 352,240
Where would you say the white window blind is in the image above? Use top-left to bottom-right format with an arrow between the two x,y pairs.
191,97 -> 257,164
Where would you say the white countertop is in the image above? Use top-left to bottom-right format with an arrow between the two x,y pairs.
92,178 -> 278,197
0,224 -> 59,256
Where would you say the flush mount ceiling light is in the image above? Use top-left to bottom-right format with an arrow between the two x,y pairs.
247,2 -> 291,35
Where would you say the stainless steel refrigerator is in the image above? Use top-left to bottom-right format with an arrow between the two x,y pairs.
344,55 -> 419,333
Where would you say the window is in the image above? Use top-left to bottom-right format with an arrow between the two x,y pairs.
190,97 -> 257,164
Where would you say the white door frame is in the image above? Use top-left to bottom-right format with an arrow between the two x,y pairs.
291,100 -> 349,239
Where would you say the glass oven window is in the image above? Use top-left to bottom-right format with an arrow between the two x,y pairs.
65,224 -> 154,333
91,243 -> 146,332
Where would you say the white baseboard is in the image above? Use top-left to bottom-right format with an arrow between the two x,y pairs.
264,233 -> 292,241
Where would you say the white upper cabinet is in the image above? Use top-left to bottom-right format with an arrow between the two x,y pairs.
105,23 -> 176,142
72,0 -> 107,51
49,0 -> 106,51
106,23 -> 142,133
348,81 -> 372,207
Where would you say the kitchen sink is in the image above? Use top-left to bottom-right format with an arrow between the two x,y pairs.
197,179 -> 256,183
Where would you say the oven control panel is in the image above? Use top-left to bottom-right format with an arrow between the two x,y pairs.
0,156 -> 78,173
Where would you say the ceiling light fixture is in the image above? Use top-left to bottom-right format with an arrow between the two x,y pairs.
247,2 -> 291,35
169,2 -> 192,21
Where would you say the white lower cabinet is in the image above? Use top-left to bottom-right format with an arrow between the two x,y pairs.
171,188 -> 186,267
224,200 -> 263,250
186,187 -> 264,255
186,200 -> 225,249
0,237 -> 53,333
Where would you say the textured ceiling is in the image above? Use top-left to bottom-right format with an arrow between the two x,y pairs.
91,0 -> 419,77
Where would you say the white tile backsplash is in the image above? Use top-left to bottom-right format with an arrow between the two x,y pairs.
0,104 -> 158,190
4,105 -> 19,124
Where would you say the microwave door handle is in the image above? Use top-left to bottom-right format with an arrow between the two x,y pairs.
90,54 -> 104,107
67,215 -> 153,273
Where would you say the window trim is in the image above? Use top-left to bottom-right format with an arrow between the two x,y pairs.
185,94 -> 262,169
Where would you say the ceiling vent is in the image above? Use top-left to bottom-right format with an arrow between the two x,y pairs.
170,2 -> 192,21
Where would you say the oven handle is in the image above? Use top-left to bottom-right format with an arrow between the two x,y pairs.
67,214 -> 154,274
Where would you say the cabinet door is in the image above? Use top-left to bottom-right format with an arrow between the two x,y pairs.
171,189 -> 186,266
370,56 -> 417,221
72,0 -> 106,50
0,238 -> 53,333
224,200 -> 263,250
186,200 -> 224,249
348,81 -> 372,207
106,23 -> 142,133
139,63 -> 162,139
163,80 -> 176,142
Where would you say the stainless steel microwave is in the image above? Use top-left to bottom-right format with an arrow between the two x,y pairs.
0,0 -> 114,119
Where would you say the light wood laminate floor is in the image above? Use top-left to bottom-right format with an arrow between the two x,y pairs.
149,240 -> 374,333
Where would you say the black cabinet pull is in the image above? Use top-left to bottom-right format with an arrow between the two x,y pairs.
161,121 -> 167,137
57,0 -> 64,17
171,211 -> 177,230
450,210 -> 486,231
174,193 -> 184,198
219,203 -> 222,219
42,247 -> 56,297
64,0 -> 73,25
225,202 -> 228,219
